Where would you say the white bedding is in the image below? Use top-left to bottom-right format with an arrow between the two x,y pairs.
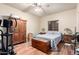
34,32 -> 62,50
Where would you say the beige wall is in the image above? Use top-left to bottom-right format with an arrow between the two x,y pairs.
40,9 -> 76,34
76,4 -> 79,32
0,4 -> 77,35
0,4 -> 40,35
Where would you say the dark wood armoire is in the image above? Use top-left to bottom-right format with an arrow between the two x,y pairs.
12,19 -> 26,44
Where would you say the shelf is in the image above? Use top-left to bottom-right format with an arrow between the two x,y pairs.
0,33 -> 13,36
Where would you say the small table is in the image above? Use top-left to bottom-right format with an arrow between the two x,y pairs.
63,34 -> 74,43
32,38 -> 51,54
28,33 -> 33,42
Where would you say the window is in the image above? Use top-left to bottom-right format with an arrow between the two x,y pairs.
48,20 -> 58,31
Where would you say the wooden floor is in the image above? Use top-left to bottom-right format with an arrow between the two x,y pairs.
14,41 -> 74,55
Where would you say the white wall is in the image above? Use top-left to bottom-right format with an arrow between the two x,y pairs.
0,4 -> 40,35
40,9 -> 76,34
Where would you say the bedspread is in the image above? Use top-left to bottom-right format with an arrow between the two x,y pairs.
34,32 -> 62,50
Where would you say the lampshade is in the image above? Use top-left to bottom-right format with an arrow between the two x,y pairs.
41,28 -> 45,32
64,28 -> 73,35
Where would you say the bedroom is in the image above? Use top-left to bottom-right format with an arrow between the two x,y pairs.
0,3 -> 79,55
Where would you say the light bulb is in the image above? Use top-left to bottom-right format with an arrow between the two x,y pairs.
34,7 -> 42,12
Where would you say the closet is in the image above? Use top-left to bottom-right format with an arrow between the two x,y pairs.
12,19 -> 26,44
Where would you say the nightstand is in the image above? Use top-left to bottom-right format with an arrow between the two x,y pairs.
63,34 -> 74,43
28,33 -> 33,42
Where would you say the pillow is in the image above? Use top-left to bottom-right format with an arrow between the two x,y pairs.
47,31 -> 53,34
55,32 -> 61,35
47,31 -> 61,35
47,31 -> 56,34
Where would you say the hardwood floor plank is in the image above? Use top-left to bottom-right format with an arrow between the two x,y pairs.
14,42 -> 74,55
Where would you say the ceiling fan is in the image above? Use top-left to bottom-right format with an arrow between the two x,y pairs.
23,3 -> 50,15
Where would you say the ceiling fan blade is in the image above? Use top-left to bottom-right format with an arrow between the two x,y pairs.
22,4 -> 34,12
39,6 -> 47,15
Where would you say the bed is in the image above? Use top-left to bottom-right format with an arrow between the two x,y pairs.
34,31 -> 62,50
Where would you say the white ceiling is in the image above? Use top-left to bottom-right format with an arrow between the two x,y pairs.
5,3 -> 77,17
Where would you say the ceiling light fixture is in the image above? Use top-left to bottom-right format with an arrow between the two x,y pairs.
32,3 -> 43,13
23,3 -> 49,15
32,3 -> 47,14
32,3 -> 41,7
34,7 -> 42,12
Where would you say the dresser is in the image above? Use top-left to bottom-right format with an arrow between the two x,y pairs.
12,19 -> 26,44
